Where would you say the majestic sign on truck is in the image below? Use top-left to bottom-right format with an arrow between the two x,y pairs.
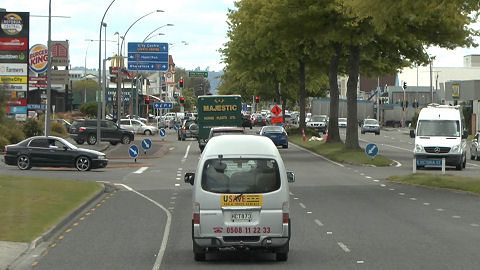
196,95 -> 243,151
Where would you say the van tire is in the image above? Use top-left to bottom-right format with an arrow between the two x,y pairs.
456,163 -> 463,170
276,252 -> 288,261
193,242 -> 206,261
275,242 -> 289,261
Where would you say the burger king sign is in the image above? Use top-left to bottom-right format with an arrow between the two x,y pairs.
29,44 -> 48,73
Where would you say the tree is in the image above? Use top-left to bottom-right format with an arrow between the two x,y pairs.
72,80 -> 99,106
80,101 -> 98,117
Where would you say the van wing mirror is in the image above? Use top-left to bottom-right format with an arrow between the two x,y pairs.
184,172 -> 195,185
287,171 -> 295,183
410,129 -> 415,138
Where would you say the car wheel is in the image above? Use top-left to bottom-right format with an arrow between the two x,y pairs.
87,134 -> 97,145
456,162 -> 463,170
177,134 -> 181,141
17,155 -> 31,170
193,242 -> 206,261
275,242 -> 289,261
462,155 -> 466,168
75,156 -> 91,171
376,132 -> 380,135
144,130 -> 152,135
282,144 -> 288,149
76,139 -> 85,145
476,154 -> 480,161
121,135 -> 131,144
361,131 -> 365,134
471,152 -> 475,160
110,141 -> 118,145
182,136 -> 186,141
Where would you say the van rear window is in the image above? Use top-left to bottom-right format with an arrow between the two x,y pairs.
201,158 -> 280,193
417,120 -> 460,137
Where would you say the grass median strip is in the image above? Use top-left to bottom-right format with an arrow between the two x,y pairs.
388,174 -> 480,194
0,175 -> 102,242
289,133 -> 392,166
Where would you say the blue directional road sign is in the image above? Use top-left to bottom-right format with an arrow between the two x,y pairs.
365,143 -> 378,158
141,138 -> 152,151
153,102 -> 173,109
173,125 -> 179,131
127,42 -> 168,71
159,128 -> 166,137
128,144 -> 139,158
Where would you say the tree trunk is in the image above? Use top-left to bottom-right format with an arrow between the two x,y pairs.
282,92 -> 287,124
275,81 -> 281,104
298,60 -> 306,132
327,43 -> 342,143
345,45 -> 360,150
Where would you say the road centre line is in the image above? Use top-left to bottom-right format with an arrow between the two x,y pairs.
114,184 -> 171,270
182,143 -> 191,161
314,219 -> 324,226
133,167 -> 149,174
337,242 -> 351,253
467,162 -> 480,167
359,138 -> 412,152
291,143 -> 344,167
299,203 -> 306,209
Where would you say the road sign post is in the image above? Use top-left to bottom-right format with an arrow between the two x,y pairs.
365,143 -> 378,159
129,144 -> 139,162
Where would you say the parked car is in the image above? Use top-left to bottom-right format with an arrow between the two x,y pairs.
338,118 -> 347,128
3,136 -> 108,171
361,118 -> 380,135
69,119 -> 134,145
119,118 -> 158,135
470,132 -> 480,160
259,125 -> 288,148
53,119 -> 71,130
178,119 -> 199,141
306,115 -> 328,134
184,135 -> 295,261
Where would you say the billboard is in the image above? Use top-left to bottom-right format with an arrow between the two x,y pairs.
50,40 -> 69,66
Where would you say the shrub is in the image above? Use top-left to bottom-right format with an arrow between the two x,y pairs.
0,136 -> 9,150
50,122 -> 67,137
80,102 -> 98,117
5,128 -> 25,144
23,118 -> 43,137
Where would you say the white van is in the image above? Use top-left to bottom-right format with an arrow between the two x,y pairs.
410,104 -> 468,170
184,135 -> 295,261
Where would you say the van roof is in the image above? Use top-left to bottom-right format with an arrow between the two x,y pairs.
419,105 -> 462,120
203,135 -> 279,158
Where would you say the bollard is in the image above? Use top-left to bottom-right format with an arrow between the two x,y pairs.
413,157 -> 416,173
442,158 -> 445,174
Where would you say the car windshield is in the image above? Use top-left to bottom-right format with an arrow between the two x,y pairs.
201,158 -> 280,193
311,116 -> 326,122
417,120 -> 460,137
364,120 -> 378,125
263,126 -> 284,133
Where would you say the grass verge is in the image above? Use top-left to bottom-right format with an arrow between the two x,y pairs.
288,132 -> 392,166
0,175 -> 102,242
388,174 -> 480,194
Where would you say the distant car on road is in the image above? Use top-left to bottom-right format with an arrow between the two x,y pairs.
306,115 -> 328,134
338,118 -> 347,128
4,136 -> 108,171
178,119 -> 199,141
361,119 -> 380,135
242,114 -> 253,129
119,118 -> 158,135
260,125 -> 288,148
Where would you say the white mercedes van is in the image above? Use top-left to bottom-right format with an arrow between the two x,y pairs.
184,135 -> 295,261
410,104 -> 468,170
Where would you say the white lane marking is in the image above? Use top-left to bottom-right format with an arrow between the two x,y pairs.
174,183 -> 180,187
175,178 -> 180,180
294,197 -> 299,200
410,198 -> 417,201
170,201 -> 175,204
291,143 -> 344,167
380,184 -> 386,187
437,208 -> 444,212
299,203 -> 306,209
391,159 -> 402,167
398,193 -> 405,196
169,147 -> 175,151
337,242 -> 351,253
365,176 -> 372,179
357,261 -> 365,264
289,192 -> 294,195
471,224 -> 480,227
176,174 -> 181,177
467,162 -> 480,167
114,184 -> 171,270
178,168 -> 183,171
389,188 -> 395,191
326,231 -> 333,235
170,197 -> 176,200
408,142 -> 413,144
133,167 -> 148,174
307,211 -> 312,214
452,215 -> 461,219
423,202 -> 430,206
314,219 -> 324,226
373,179 -> 380,182
361,139 -> 413,152
182,143 -> 191,162
360,173 -> 365,176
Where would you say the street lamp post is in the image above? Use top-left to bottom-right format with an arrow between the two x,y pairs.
45,0 -> 52,136
102,22 -> 107,120
97,0 -> 116,145
116,9 -> 164,123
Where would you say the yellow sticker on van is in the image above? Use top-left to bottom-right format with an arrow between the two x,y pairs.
221,194 -> 263,207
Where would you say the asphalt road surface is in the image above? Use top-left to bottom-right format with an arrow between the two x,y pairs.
7,127 -> 480,270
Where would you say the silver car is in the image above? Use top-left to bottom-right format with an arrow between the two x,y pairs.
119,119 -> 158,135
361,119 -> 380,135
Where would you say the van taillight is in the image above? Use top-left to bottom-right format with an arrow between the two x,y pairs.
79,127 -> 86,132
282,202 -> 289,224
193,202 -> 200,224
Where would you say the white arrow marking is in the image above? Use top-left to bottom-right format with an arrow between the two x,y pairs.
368,145 -> 377,154
130,148 -> 138,156
144,141 -> 150,148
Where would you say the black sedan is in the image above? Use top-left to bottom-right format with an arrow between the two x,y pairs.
3,136 -> 108,171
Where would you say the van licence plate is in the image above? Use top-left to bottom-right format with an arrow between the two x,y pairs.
232,212 -> 252,222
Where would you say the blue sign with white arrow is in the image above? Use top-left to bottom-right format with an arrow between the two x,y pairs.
127,42 -> 168,71
365,143 -> 378,158
159,128 -> 166,137
128,144 -> 139,158
141,138 -> 152,151
128,52 -> 168,62
153,102 -> 173,109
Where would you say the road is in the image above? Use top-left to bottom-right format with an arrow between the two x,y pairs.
6,127 -> 480,270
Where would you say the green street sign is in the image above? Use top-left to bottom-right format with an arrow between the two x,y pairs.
188,71 -> 208,78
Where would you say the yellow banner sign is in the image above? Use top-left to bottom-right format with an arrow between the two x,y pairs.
0,76 -> 27,84
221,194 -> 263,207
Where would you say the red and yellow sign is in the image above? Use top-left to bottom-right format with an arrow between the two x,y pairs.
221,194 -> 263,207
29,44 -> 48,73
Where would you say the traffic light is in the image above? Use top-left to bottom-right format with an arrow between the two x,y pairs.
255,96 -> 260,103
180,97 -> 185,104
179,78 -> 184,88
403,82 -> 407,90
145,97 -> 150,104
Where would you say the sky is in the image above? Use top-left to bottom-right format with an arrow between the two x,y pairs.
2,0 -> 480,73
